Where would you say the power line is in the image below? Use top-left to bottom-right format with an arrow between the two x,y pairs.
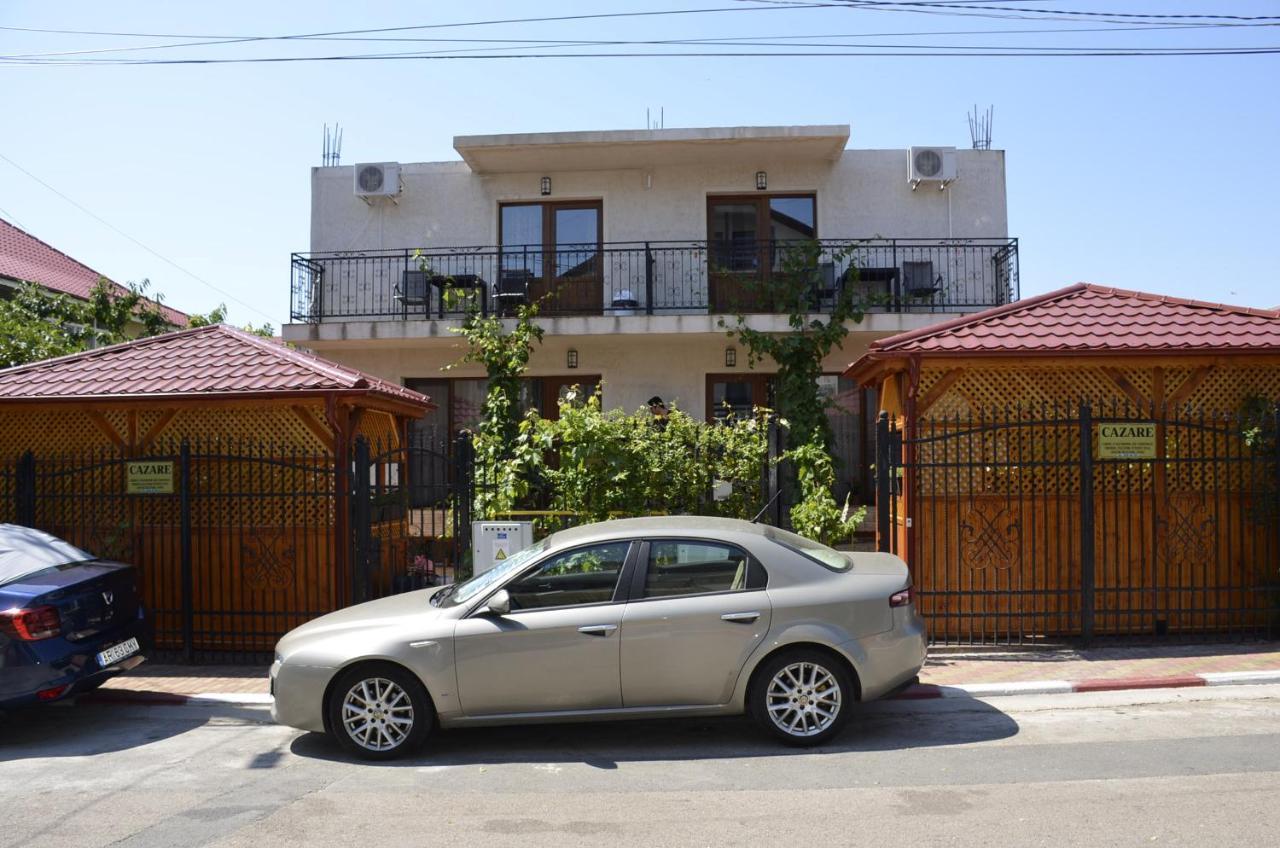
3,46 -> 1276,66
4,19 -> 1277,61
823,1 -> 1280,21
0,151 -> 275,323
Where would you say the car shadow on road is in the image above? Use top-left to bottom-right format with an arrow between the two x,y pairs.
0,703 -> 208,760
289,697 -> 1019,768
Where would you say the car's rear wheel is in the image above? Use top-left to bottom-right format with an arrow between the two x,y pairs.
326,664 -> 433,760
749,650 -> 853,746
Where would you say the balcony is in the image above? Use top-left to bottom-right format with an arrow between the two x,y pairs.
289,238 -> 1018,323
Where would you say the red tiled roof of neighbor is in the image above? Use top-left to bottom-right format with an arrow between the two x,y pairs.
847,283 -> 1280,378
0,218 -> 189,325
0,324 -> 432,409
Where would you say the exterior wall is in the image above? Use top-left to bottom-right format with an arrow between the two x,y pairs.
299,329 -> 891,421
310,149 -> 1007,253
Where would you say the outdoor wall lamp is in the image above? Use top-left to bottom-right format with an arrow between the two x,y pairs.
755,171 -> 767,191
567,348 -> 578,369
725,346 -> 737,367
540,176 -> 552,196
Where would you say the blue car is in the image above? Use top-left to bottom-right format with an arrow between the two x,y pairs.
1,524 -> 149,707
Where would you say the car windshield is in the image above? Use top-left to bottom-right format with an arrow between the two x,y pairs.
764,526 -> 851,572
439,538 -> 549,607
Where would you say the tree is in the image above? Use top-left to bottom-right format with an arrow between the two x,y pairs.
0,278 -> 172,368
447,297 -> 545,518
720,240 -> 866,449
719,240 -> 869,543
187,303 -> 275,337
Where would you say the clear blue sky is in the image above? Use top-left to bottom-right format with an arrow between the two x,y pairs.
2,1 -> 1277,328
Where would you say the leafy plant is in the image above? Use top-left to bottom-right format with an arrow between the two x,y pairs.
0,278 -> 173,368
445,286 -> 545,519
785,440 -> 867,546
719,239 -> 867,450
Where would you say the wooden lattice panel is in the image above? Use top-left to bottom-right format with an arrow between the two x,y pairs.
0,410 -> 116,460
157,404 -> 330,453
1186,366 -> 1280,413
357,410 -> 400,452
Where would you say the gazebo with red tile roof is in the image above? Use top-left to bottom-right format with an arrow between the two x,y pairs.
847,283 -> 1280,419
843,284 -> 1280,643
0,323 -> 431,455
0,217 -> 188,326
0,325 -> 435,653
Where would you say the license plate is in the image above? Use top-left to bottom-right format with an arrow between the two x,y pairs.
97,637 -> 140,667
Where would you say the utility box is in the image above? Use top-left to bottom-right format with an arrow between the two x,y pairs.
471,521 -> 534,575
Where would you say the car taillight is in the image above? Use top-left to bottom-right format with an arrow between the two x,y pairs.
0,605 -> 62,640
889,587 -> 914,608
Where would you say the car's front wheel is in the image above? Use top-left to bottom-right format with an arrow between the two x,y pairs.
326,663 -> 433,760
749,650 -> 853,746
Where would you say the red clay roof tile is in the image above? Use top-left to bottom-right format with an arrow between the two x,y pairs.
0,324 -> 431,409
0,218 -> 188,325
849,284 -> 1280,374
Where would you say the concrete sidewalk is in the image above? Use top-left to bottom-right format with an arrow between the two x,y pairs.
91,642 -> 1280,704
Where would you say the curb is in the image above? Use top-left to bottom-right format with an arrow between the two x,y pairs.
892,670 -> 1280,700
77,670 -> 1280,708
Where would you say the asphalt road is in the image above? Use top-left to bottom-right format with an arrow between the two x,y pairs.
2,686 -> 1279,847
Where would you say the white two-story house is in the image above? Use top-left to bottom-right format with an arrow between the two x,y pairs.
284,124 -> 1016,502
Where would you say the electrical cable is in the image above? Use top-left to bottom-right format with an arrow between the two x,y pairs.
0,151 -> 276,323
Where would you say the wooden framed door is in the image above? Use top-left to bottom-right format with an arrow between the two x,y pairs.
500,201 -> 603,314
705,373 -> 772,423
540,375 -> 601,420
706,194 -> 816,313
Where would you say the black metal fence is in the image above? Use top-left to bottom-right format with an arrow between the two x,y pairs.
291,238 -> 1019,321
2,422 -> 798,661
877,403 -> 1280,645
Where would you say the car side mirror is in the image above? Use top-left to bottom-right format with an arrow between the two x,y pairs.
483,589 -> 511,616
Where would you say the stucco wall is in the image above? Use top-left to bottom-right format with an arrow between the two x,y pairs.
300,328 -> 884,420
311,149 -> 1007,253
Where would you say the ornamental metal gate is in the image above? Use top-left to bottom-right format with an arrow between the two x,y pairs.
5,435 -> 473,662
876,403 -> 1280,645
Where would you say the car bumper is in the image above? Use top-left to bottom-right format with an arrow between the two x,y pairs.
269,658 -> 333,733
851,605 -> 928,701
0,620 -> 150,708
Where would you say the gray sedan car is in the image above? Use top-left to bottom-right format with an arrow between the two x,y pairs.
271,516 -> 926,759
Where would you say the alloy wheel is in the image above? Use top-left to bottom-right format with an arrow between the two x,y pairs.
765,661 -> 843,738
340,677 -> 415,752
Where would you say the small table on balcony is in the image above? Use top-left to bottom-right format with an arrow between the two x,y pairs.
397,271 -> 487,319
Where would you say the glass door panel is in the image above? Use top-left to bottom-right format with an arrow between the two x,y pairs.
500,205 -> 543,276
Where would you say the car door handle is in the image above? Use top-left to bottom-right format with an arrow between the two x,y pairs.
721,611 -> 761,623
577,624 -> 618,636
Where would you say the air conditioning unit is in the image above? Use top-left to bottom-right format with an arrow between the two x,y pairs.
908,146 -> 957,189
353,162 -> 401,198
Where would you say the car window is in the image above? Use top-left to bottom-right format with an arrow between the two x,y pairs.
443,538 -> 549,607
505,542 -> 629,611
643,541 -> 750,599
763,526 -> 851,572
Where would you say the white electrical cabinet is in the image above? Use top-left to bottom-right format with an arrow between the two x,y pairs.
471,521 -> 534,574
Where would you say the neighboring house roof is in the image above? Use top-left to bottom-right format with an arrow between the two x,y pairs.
0,323 -> 431,410
0,218 -> 189,325
847,283 -> 1280,380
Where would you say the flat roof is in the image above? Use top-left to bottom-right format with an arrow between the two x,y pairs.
453,124 -> 850,173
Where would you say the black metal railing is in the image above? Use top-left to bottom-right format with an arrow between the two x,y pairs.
290,237 -> 1019,322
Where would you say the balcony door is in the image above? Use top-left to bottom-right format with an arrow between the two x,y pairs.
500,201 -> 603,314
707,194 -> 816,313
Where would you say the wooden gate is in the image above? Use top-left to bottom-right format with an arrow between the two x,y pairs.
878,403 -> 1279,644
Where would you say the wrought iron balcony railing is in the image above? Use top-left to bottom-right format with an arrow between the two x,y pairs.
290,238 -> 1018,322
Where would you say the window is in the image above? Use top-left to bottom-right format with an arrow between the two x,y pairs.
505,542 -> 629,610
643,541 -> 752,598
